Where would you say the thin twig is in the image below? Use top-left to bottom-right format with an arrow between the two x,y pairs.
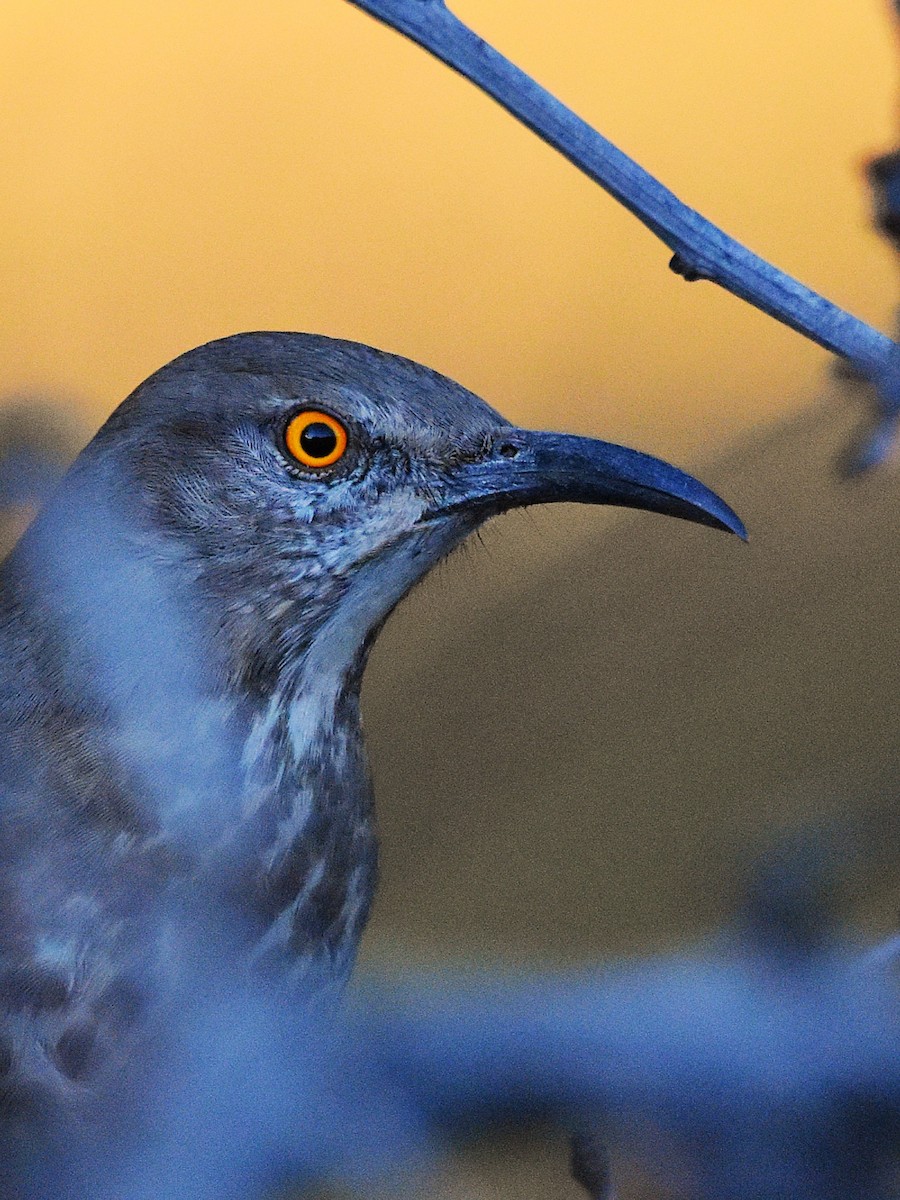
345,1 -> 896,386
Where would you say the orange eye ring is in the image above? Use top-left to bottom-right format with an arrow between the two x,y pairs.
284,410 -> 348,469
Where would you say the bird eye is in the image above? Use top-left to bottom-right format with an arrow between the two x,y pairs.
283,411 -> 348,469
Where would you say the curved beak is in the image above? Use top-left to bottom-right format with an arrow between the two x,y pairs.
429,429 -> 746,539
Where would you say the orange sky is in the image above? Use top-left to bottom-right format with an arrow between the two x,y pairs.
1,1 -> 897,461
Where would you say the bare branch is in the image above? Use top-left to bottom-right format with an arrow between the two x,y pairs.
346,1 -> 894,380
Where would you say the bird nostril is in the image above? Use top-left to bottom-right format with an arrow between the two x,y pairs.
498,441 -> 520,459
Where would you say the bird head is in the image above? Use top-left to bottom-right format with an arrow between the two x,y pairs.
43,332 -> 743,703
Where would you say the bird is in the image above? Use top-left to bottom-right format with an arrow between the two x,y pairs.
0,331 -> 744,1192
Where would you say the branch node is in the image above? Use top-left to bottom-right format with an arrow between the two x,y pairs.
668,253 -> 707,283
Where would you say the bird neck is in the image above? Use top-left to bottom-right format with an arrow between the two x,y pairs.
1,482 -> 395,990
230,633 -> 379,990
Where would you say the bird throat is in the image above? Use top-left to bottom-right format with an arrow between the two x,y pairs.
232,643 -> 378,994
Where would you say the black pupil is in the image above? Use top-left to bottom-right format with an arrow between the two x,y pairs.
299,421 -> 338,460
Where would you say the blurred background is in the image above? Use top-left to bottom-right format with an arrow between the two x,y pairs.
3,2 -> 900,1196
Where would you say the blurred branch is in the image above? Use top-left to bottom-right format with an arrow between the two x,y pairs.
570,1132 -> 615,1200
64,850 -> 900,1200
864,932 -> 900,972
360,849 -> 900,1200
0,403 -> 76,508
0,401 -> 81,555
345,1 -> 895,381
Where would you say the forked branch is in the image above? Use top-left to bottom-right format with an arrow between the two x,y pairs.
346,0 -> 900,463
